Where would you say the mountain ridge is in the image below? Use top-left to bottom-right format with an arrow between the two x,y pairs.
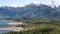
0,3 -> 60,18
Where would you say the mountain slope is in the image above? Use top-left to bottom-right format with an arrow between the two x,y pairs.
0,4 -> 60,18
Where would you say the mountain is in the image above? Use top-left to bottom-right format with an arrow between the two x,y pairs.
0,3 -> 60,18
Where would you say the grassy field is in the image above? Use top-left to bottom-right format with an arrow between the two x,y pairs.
4,18 -> 60,34
4,24 -> 60,34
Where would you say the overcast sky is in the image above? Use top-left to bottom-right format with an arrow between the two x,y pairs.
0,0 -> 60,7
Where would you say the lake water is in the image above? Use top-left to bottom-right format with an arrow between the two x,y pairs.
0,22 -> 11,33
0,30 -> 11,34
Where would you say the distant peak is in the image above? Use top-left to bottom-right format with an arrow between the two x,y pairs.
32,1 -> 58,8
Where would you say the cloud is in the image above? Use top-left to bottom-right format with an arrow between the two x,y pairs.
33,1 -> 51,5
33,1 -> 40,5
10,3 -> 18,7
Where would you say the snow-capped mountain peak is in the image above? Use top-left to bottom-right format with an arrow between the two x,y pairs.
33,1 -> 58,8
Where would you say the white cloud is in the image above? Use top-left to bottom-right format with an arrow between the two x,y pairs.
33,1 -> 51,5
33,1 -> 40,5
10,3 -> 18,7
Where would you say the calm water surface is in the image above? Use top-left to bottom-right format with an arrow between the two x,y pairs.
0,22 -> 11,33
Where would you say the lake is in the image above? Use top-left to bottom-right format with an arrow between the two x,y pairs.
0,22 -> 12,33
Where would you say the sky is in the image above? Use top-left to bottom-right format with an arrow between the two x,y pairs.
0,0 -> 60,7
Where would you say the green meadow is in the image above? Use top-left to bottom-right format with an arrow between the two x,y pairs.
4,18 -> 60,34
